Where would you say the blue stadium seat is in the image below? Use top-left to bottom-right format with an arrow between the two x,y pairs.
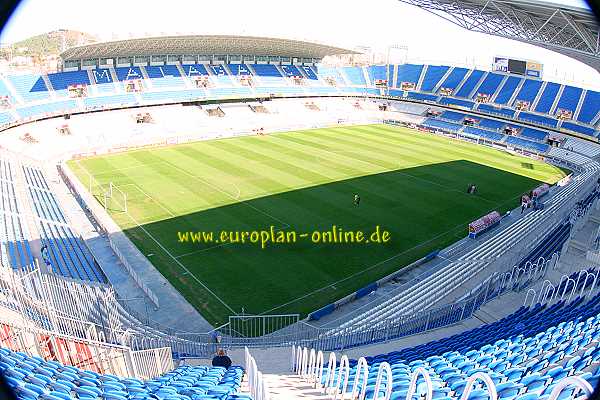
561,121 -> 596,137
227,64 -> 251,76
518,112 -> 558,128
47,71 -> 90,90
91,69 -> 113,84
513,79 -> 543,104
367,65 -> 389,85
455,70 -> 485,98
506,136 -> 549,153
341,67 -> 366,85
396,64 -> 424,86
180,64 -> 209,76
301,65 -> 318,80
210,65 -> 228,76
115,67 -> 144,82
438,97 -> 475,109
475,73 -> 504,96
494,76 -> 521,105
520,128 -> 548,142
477,104 -> 516,118
555,86 -> 583,113
280,65 -> 302,77
420,66 -> 450,92
436,67 -> 469,92
576,90 -> 600,124
463,126 -> 504,141
251,64 -> 282,77
145,65 -> 182,79
8,75 -> 50,102
478,118 -> 505,130
534,83 -> 561,113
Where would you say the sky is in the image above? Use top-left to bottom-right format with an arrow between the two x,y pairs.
1,0 -> 598,87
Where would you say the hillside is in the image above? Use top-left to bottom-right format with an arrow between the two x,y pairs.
9,30 -> 98,58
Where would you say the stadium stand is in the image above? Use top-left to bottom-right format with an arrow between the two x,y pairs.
280,65 -> 302,77
47,70 -> 91,91
420,65 -> 450,92
23,166 -> 105,283
422,118 -> 463,132
228,64 -> 252,76
210,65 -> 228,76
455,70 -> 485,98
556,86 -> 583,113
534,83 -> 561,114
576,91 -> 600,124
563,137 -> 600,158
300,293 -> 600,399
437,67 -> 469,92
505,136 -> 549,153
251,64 -> 283,78
367,65 -> 388,85
562,121 -> 597,137
518,112 -> 559,128
477,104 -> 516,118
0,63 -> 597,138
301,65 -> 318,80
519,127 -> 548,142
340,66 -> 366,86
91,69 -> 114,85
440,110 -> 466,122
478,118 -> 505,131
0,346 -> 248,400
180,64 -> 210,76
0,112 -> 14,126
396,64 -> 424,87
0,160 -> 34,271
406,92 -> 438,102
513,79 -> 544,105
7,74 -> 49,102
145,65 -> 182,79
462,126 -> 504,141
475,72 -> 504,96
115,67 -> 144,82
16,100 -> 77,119
439,97 -> 475,109
494,76 -> 522,105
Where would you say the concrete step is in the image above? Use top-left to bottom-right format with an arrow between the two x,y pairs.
264,374 -> 330,400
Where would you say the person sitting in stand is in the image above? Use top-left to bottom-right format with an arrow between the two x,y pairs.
212,349 -> 232,369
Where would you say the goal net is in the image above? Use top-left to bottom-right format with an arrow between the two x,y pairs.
103,182 -> 128,213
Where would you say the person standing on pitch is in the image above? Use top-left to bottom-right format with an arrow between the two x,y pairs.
354,193 -> 360,206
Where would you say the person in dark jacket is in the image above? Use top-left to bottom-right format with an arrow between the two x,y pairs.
212,349 -> 232,369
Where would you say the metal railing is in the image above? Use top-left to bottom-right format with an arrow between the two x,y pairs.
293,345 -> 595,400
130,347 -> 174,380
245,347 -> 270,400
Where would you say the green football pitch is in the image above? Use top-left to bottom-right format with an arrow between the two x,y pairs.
68,124 -> 567,326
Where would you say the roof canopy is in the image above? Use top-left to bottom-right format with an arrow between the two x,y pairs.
399,0 -> 600,72
60,35 -> 359,61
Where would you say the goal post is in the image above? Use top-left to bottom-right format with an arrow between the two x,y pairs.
105,182 -> 128,213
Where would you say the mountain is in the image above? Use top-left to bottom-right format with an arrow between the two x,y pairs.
9,30 -> 98,58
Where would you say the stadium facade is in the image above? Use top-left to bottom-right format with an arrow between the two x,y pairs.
58,35 -> 358,71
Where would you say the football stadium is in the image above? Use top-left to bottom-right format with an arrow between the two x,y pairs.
0,0 -> 599,398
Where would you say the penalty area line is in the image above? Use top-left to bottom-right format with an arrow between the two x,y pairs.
123,209 -> 237,314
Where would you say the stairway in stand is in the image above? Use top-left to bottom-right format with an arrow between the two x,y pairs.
263,374 -> 330,400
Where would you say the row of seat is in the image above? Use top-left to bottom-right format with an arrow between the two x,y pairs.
2,65 -> 598,139
0,159 -> 34,271
422,115 -> 549,153
23,166 -> 105,283
0,346 -> 250,400
320,294 -> 600,400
